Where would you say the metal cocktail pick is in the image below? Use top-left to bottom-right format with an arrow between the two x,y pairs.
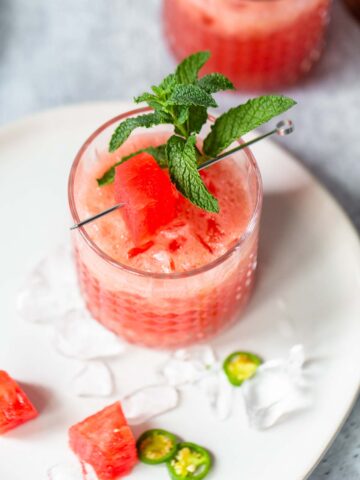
70,119 -> 294,230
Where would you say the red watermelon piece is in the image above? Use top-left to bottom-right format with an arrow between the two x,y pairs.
69,402 -> 138,479
0,370 -> 38,434
114,152 -> 177,245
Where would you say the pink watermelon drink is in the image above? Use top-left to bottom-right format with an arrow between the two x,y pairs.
68,53 -> 295,348
69,109 -> 261,348
163,0 -> 331,90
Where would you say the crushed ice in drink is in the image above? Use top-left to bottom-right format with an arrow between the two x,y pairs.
122,385 -> 178,425
71,362 -> 113,397
162,345 -> 218,386
151,251 -> 174,273
242,345 -> 310,429
53,309 -> 126,360
17,244 -> 82,323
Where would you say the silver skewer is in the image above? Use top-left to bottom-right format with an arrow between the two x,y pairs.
70,119 -> 294,230
70,202 -> 125,230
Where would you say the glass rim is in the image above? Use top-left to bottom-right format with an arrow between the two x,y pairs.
68,106 -> 263,280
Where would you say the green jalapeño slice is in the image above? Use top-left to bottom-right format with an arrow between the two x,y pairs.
223,351 -> 262,386
167,442 -> 212,480
137,429 -> 178,465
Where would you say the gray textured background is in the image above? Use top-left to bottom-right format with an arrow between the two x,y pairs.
0,0 -> 359,478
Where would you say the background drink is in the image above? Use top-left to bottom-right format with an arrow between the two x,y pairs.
69,108 -> 262,348
163,0 -> 331,90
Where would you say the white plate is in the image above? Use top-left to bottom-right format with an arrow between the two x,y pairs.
0,102 -> 359,480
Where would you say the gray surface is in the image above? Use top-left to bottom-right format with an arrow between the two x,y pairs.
0,0 -> 359,478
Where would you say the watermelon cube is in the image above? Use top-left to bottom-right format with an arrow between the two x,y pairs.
0,370 -> 38,434
114,152 -> 177,244
69,402 -> 138,479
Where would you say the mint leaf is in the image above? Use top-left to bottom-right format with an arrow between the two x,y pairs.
175,51 -> 210,84
187,106 -> 208,134
97,145 -> 167,186
109,113 -> 164,152
175,105 -> 189,125
97,166 -> 118,187
124,145 -> 167,168
136,75 -> 177,112
134,92 -> 157,103
167,135 -> 219,213
197,73 -> 235,93
203,95 -> 296,156
152,73 -> 177,97
134,92 -> 165,112
169,84 -> 217,108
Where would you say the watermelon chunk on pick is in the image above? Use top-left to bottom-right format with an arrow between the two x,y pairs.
69,402 -> 138,479
0,370 -> 38,434
114,152 -> 177,244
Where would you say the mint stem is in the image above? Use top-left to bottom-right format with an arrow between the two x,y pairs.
175,122 -> 188,138
168,105 -> 188,138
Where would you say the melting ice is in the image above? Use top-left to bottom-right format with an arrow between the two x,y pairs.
122,385 -> 178,425
162,345 -> 218,386
53,308 -> 126,360
162,345 -> 234,420
17,244 -> 82,323
242,345 -> 310,429
71,362 -> 113,397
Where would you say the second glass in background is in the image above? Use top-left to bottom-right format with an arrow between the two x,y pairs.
163,0 -> 331,90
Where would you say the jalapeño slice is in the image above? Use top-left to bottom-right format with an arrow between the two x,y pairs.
167,442 -> 212,480
223,351 -> 262,386
137,429 -> 177,465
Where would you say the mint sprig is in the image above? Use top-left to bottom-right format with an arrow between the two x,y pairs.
103,51 -> 296,213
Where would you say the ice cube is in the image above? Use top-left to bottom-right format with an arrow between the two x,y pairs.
53,309 -> 126,360
214,372 -> 234,421
162,358 -> 204,386
242,345 -> 310,429
287,344 -> 306,375
162,345 -> 231,420
174,345 -> 217,367
71,362 -> 113,397
152,251 -> 173,273
198,371 -> 234,421
122,385 -> 178,425
17,244 -> 83,324
17,265 -> 57,324
47,462 -> 97,480
162,345 -> 218,386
